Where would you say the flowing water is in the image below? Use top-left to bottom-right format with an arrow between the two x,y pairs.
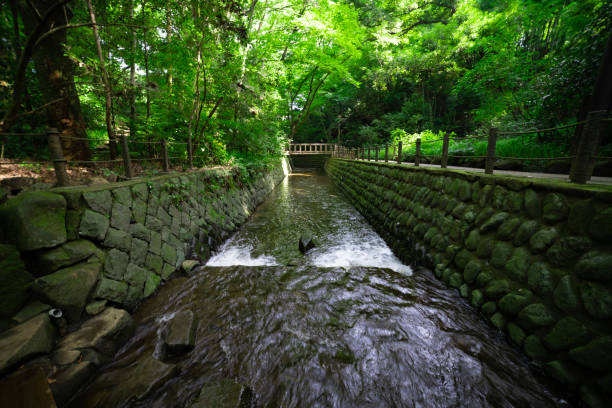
71,170 -> 570,408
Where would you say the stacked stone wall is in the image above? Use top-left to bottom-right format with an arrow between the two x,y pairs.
327,158 -> 612,407
0,161 -> 285,332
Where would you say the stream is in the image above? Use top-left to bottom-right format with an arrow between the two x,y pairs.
70,170 -> 570,408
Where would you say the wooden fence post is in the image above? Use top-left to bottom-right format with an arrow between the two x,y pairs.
375,146 -> 379,162
46,127 -> 69,187
415,138 -> 421,166
393,144 -> 396,160
441,132 -> 449,168
485,127 -> 498,175
397,141 -> 402,164
119,134 -> 133,179
570,110 -> 607,184
161,139 -> 169,173
385,144 -> 389,162
367,147 -> 371,161
187,135 -> 193,169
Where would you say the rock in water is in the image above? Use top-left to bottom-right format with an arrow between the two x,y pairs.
188,379 -> 252,408
0,366 -> 57,408
299,235 -> 316,254
164,310 -> 198,354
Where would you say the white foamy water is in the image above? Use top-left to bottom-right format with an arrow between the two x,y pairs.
206,239 -> 278,266
204,171 -> 411,275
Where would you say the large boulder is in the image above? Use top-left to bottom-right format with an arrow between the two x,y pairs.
33,259 -> 101,322
56,307 -> 133,361
28,240 -> 97,276
0,244 -> 32,319
0,192 -> 67,251
0,366 -> 58,408
0,314 -> 56,375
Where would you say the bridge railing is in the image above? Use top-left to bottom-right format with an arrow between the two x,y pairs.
288,143 -> 337,154
333,111 -> 611,184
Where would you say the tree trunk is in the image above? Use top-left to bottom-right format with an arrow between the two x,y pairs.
571,32 -> 612,153
16,0 -> 91,160
87,0 -> 118,159
129,0 -> 137,139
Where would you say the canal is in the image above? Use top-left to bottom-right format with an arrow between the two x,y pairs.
70,170 -> 569,407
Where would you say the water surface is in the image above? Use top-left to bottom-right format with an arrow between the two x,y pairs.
71,170 -> 569,408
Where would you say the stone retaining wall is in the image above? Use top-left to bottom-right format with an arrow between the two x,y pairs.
327,158 -> 612,407
0,160 -> 286,372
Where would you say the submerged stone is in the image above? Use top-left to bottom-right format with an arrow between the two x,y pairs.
163,310 -> 198,354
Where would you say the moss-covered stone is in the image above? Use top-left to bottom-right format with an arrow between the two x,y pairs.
490,241 -> 513,268
66,209 -> 81,241
481,301 -> 496,316
580,281 -> 612,319
129,223 -> 150,242
575,250 -> 612,282
459,283 -> 469,298
0,244 -> 32,319
463,260 -> 481,283
523,189 -> 540,219
0,192 -> 67,251
454,249 -> 472,270
493,186 -> 508,210
79,209 -> 110,241
131,183 -> 148,202
103,228 -> 132,252
110,202 -> 131,232
547,236 -> 592,268
475,269 -> 493,288
569,336 -> 612,371
479,184 -> 493,207
131,198 -> 147,225
480,212 -> 509,233
490,312 -> 506,329
545,360 -> 580,385
579,386 -> 608,408
553,275 -> 580,313
475,207 -> 495,226
484,279 -> 510,300
476,238 -> 494,259
543,317 -> 592,351
103,248 -> 129,280
543,191 -> 577,230
470,289 -> 484,307
161,263 -> 175,280
517,303 -> 555,329
143,273 -> 161,297
111,187 -> 132,207
496,217 -> 522,241
529,227 -> 559,253
94,278 -> 128,304
146,253 -> 163,274
513,220 -> 539,246
150,231 -> 162,255
507,322 -> 526,346
83,190 -> 112,215
31,240 -> 96,275
449,273 -> 463,288
130,238 -> 148,267
498,289 -> 533,316
33,259 -> 101,322
524,335 -> 550,360
588,207 -> 612,242
505,247 -> 531,282
542,193 -> 569,224
527,262 -> 555,296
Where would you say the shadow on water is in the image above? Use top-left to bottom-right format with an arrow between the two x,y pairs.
70,170 -> 571,408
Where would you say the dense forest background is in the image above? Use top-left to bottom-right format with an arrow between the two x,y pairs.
0,0 -> 610,167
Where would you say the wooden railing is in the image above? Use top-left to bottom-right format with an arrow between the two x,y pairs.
288,143 -> 337,154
